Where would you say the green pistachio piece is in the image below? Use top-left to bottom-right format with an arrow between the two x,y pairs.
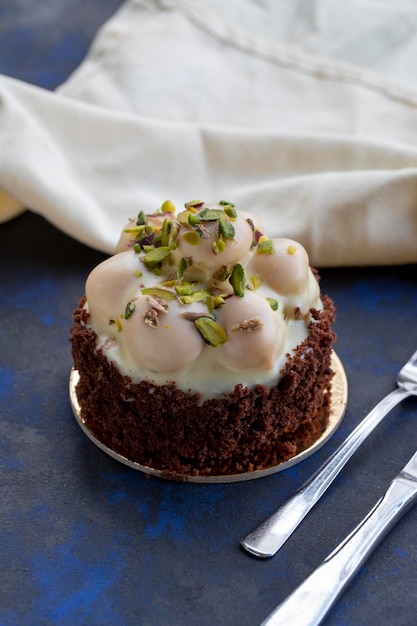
123,225 -> 145,234
221,204 -> 237,219
180,289 -> 210,304
177,256 -> 192,280
198,208 -> 224,221
219,200 -> 235,207
250,274 -> 263,290
161,218 -> 171,246
219,217 -> 235,239
188,213 -> 201,227
212,238 -> 226,255
141,287 -> 176,300
206,295 -> 226,312
195,316 -> 228,347
212,265 -> 231,281
142,246 -> 171,268
229,263 -> 246,297
185,200 -> 204,211
267,298 -> 279,311
161,199 -> 175,213
182,231 -> 201,246
257,238 -> 274,254
175,282 -> 195,296
124,301 -> 136,319
136,210 -> 147,226
177,210 -> 193,226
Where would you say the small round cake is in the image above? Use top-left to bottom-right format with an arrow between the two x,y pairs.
70,199 -> 336,479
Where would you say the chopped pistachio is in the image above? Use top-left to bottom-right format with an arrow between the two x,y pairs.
177,210 -> 193,226
209,295 -> 226,310
141,286 -> 176,300
185,199 -> 204,211
177,256 -> 192,280
287,244 -> 297,255
250,274 -> 263,290
195,316 -> 228,346
161,218 -> 171,246
179,289 -> 210,304
219,217 -> 235,239
213,265 -> 231,281
115,318 -> 123,333
223,205 -> 237,219
175,282 -> 195,296
136,210 -> 146,226
169,220 -> 179,239
123,225 -> 145,234
212,238 -> 226,255
133,269 -> 143,278
142,246 -> 171,268
182,231 -> 201,246
198,208 -> 224,221
267,298 -> 279,311
188,212 -> 201,227
257,238 -> 274,254
161,199 -> 175,213
229,263 -> 246,297
124,301 -> 135,319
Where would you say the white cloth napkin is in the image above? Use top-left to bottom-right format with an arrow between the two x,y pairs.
1,0 -> 417,267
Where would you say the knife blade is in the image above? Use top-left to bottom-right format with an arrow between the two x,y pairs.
259,449 -> 417,626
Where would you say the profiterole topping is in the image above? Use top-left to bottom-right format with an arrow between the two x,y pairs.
85,199 -> 321,381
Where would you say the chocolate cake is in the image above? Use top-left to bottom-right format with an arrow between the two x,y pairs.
70,199 -> 336,479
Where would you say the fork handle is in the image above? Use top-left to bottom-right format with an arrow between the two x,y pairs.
260,474 -> 417,626
241,386 -> 413,558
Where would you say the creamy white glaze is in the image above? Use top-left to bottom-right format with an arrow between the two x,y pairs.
84,202 -> 322,398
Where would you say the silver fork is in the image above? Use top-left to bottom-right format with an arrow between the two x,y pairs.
241,348 -> 417,558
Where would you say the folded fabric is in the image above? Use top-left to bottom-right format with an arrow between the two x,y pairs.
1,0 -> 417,266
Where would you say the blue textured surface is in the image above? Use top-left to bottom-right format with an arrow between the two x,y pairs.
1,3 -> 417,625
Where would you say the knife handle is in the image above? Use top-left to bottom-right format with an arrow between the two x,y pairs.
260,475 -> 417,626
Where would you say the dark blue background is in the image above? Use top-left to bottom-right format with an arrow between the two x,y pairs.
1,3 -> 417,625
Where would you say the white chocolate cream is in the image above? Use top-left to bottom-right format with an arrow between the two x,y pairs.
84,200 -> 322,397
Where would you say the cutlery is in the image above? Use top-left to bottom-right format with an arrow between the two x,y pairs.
259,447 -> 417,626
241,348 -> 417,558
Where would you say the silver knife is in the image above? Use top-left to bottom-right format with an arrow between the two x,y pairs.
259,449 -> 417,626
